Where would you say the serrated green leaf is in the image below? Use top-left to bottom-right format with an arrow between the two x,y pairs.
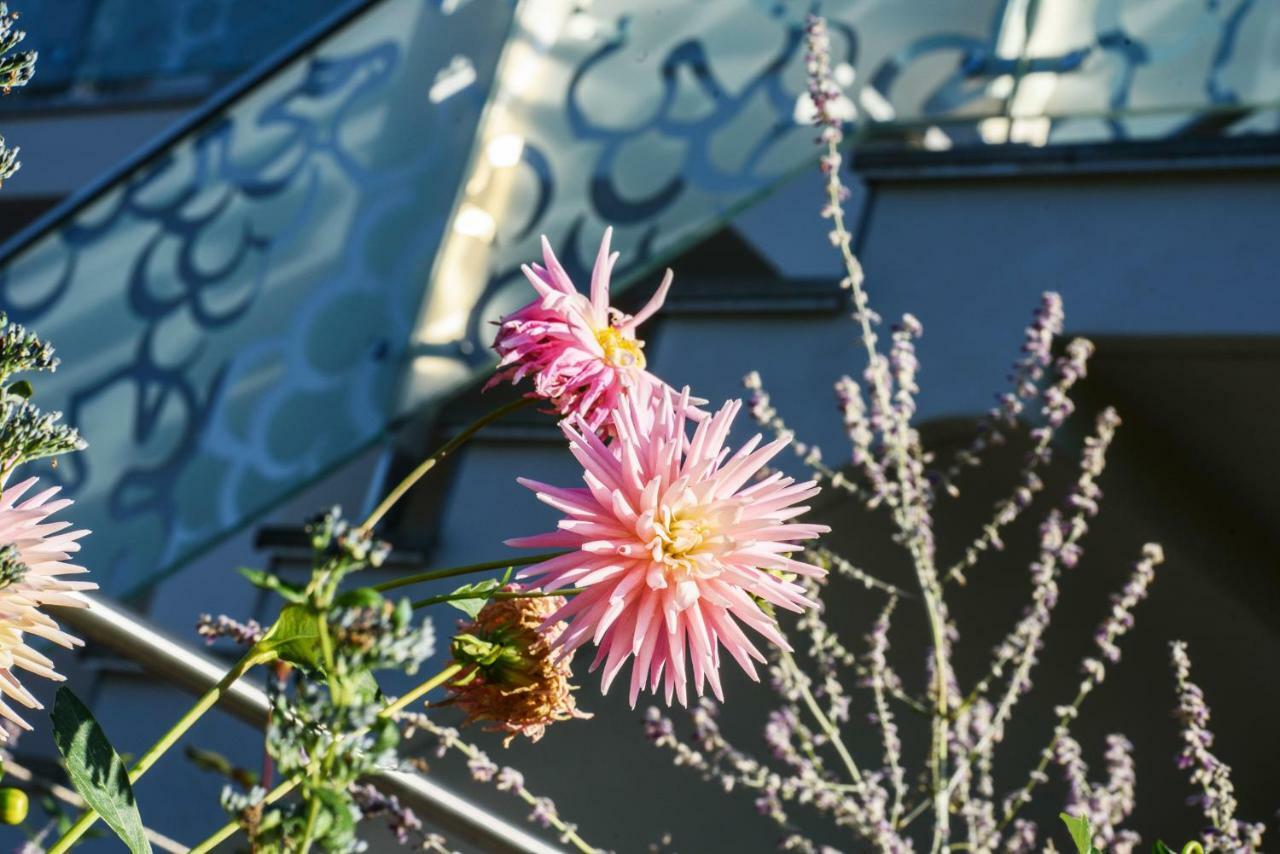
238,567 -> 307,603
260,603 -> 324,669
51,688 -> 152,854
447,579 -> 500,619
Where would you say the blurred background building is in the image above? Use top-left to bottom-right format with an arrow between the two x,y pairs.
0,0 -> 1278,850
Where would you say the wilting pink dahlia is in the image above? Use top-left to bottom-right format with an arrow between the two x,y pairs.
508,386 -> 829,706
488,228 -> 698,435
0,476 -> 94,738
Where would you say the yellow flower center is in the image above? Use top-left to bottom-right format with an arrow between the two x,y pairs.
648,511 -> 724,585
596,326 -> 646,369
664,517 -> 710,561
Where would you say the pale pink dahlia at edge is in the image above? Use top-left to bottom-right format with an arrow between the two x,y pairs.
487,228 -> 701,435
507,386 -> 829,706
0,476 -> 94,738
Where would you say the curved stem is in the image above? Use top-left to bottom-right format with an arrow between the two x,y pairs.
48,646 -> 275,854
361,397 -> 534,533
373,552 -> 563,594
297,794 -> 323,854
411,586 -> 579,611
380,662 -> 464,718
815,93 -> 952,850
779,647 -> 864,789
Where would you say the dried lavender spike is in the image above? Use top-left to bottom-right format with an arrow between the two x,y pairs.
406,715 -> 598,852
955,407 -> 1121,728
1170,640 -> 1266,853
998,543 -> 1164,831
806,545 -> 914,599
865,596 -> 906,825
835,374 -> 895,506
645,703 -> 797,828
935,293 -> 1065,497
945,337 -> 1096,585
196,613 -> 266,647
743,371 -> 861,497
796,575 -> 855,724
1053,733 -> 1140,852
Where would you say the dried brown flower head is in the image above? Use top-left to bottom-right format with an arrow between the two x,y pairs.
446,588 -> 591,745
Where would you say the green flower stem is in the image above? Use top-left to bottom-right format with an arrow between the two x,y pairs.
360,397 -> 534,533
372,552 -> 564,594
778,646 -> 865,790
411,587 -> 579,611
48,645 -> 277,854
381,662 -> 465,718
297,792 -> 324,854
188,663 -> 465,852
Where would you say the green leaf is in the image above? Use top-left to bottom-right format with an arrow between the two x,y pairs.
51,688 -> 152,854
447,579 -> 501,619
1059,812 -> 1096,854
238,567 -> 307,603
260,603 -> 324,670
1153,842 -> 1176,854
6,380 -> 32,399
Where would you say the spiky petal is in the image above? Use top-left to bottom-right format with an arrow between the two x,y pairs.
508,386 -> 829,707
487,228 -> 699,435
0,476 -> 94,738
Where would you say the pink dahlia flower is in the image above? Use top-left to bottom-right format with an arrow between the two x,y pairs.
488,228 -> 698,435
508,386 -> 829,706
0,476 -> 94,738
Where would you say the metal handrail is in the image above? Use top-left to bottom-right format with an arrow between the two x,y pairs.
53,595 -> 562,854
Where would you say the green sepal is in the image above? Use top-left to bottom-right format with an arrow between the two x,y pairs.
446,579 -> 501,618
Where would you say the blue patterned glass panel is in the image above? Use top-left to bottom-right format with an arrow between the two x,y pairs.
0,0 -> 512,594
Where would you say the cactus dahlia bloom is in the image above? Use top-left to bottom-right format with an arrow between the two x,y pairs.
487,228 -> 700,435
508,386 -> 829,706
446,588 -> 591,745
0,476 -> 94,738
